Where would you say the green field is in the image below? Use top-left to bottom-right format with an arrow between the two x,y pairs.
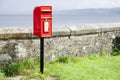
0,55 -> 120,80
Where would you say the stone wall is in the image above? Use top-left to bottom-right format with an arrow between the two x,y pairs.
0,23 -> 120,64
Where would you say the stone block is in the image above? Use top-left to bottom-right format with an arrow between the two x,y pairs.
67,24 -> 100,36
0,54 -> 12,64
53,26 -> 70,36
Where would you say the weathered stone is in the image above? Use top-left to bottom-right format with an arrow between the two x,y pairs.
53,26 -> 70,36
67,24 -> 100,36
0,54 -> 12,64
15,43 -> 27,59
0,23 -> 119,64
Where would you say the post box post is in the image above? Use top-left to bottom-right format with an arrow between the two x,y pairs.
40,38 -> 44,74
33,6 -> 52,74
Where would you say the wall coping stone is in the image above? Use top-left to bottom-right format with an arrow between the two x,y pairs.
0,23 -> 120,39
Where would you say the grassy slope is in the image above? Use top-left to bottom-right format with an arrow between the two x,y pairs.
0,55 -> 120,80
47,56 -> 120,80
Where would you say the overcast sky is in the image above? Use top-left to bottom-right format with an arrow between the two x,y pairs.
0,0 -> 120,14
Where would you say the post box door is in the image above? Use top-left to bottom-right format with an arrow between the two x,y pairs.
40,18 -> 52,37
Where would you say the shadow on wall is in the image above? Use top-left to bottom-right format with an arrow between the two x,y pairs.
112,37 -> 120,56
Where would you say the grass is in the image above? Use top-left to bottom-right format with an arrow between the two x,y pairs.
0,72 -> 6,80
48,55 -> 120,80
0,55 -> 120,80
0,58 -> 39,77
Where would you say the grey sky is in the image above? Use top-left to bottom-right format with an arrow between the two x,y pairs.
0,0 -> 120,14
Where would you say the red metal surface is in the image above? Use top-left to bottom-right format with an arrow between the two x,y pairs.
33,6 -> 52,37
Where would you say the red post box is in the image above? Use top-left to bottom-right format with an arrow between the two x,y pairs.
33,6 -> 52,37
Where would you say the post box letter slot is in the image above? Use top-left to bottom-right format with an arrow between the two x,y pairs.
42,10 -> 51,13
